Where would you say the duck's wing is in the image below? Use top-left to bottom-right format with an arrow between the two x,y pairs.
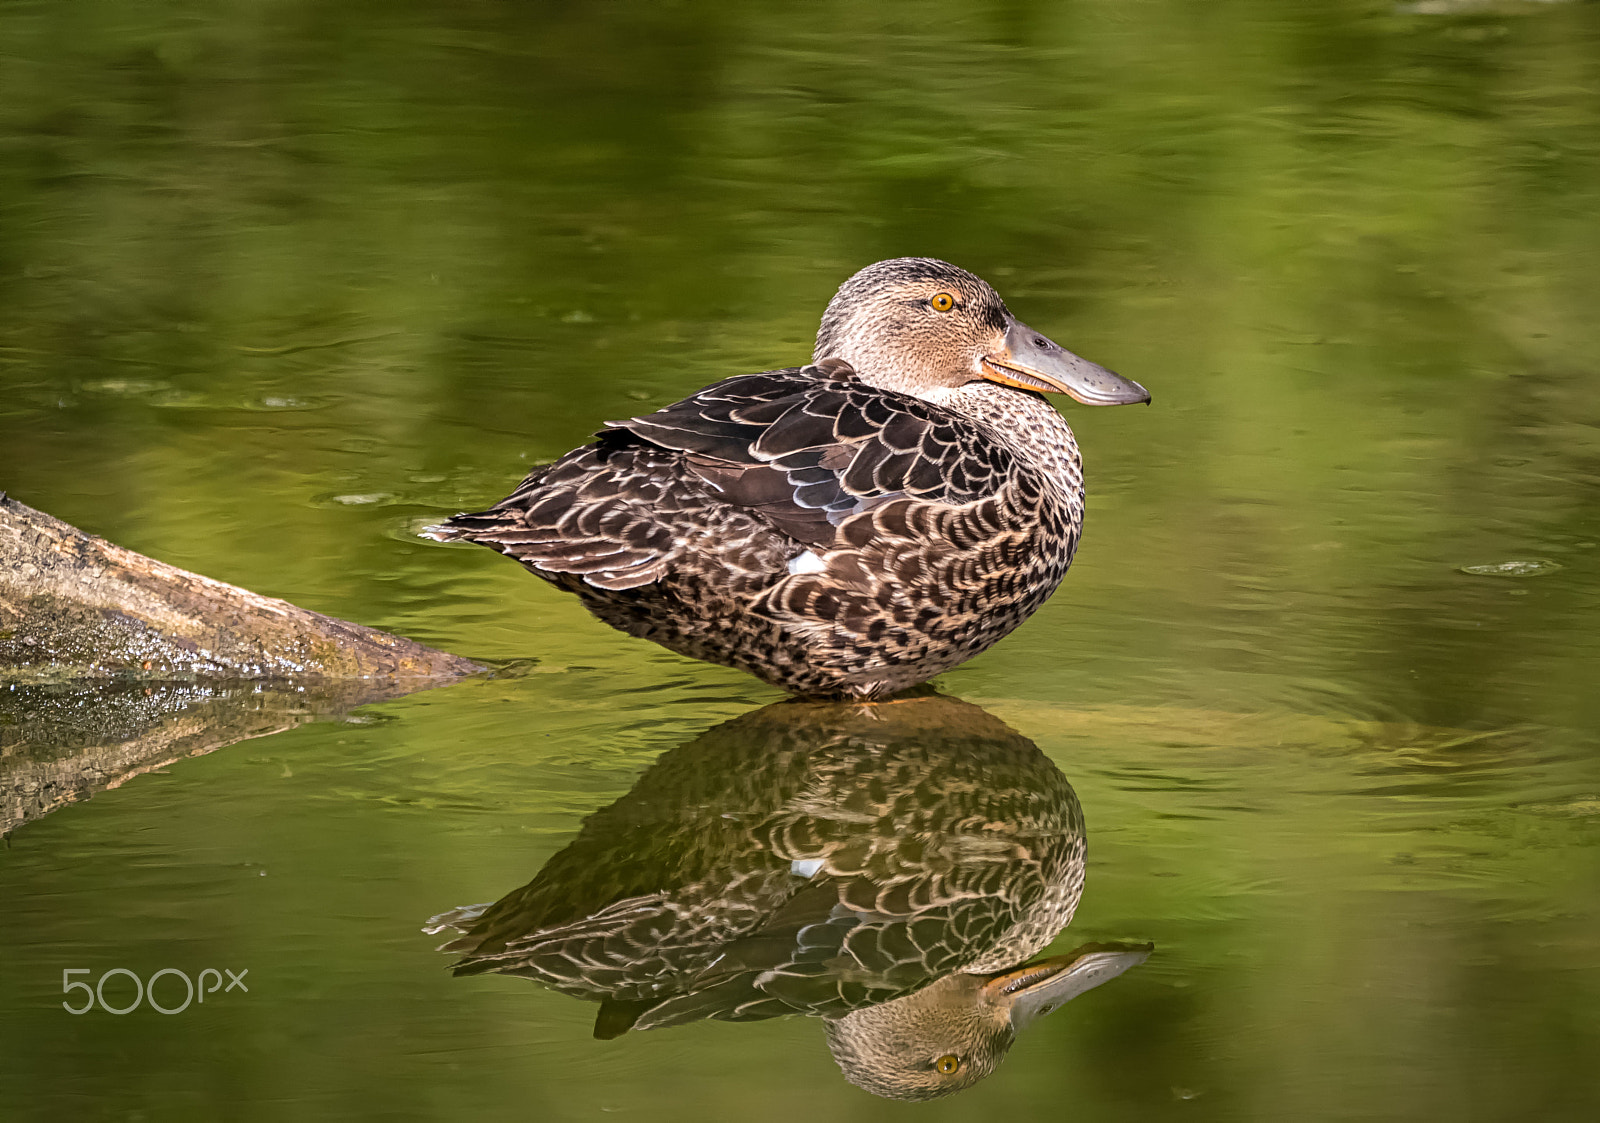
429,361 -> 1016,590
617,361 -> 1017,549
425,431 -> 715,590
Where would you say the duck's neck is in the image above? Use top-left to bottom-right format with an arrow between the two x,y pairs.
921,382 -> 1083,497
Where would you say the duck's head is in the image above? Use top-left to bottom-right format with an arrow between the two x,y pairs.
823,944 -> 1151,1102
813,257 -> 1150,406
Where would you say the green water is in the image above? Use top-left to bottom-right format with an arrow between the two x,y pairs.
3,0 -> 1599,1118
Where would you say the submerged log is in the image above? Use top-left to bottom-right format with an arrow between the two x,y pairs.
0,494 -> 481,681
0,493 -> 486,834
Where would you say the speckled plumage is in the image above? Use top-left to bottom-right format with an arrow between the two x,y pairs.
424,695 -> 1086,1036
427,258 -> 1146,697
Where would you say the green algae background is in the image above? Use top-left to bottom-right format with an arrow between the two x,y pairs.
2,0 -> 1599,1119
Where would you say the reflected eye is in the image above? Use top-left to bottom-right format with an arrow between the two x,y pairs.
929,292 -> 955,313
935,1055 -> 960,1075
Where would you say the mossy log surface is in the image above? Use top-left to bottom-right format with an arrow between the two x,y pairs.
0,494 -> 486,834
0,494 -> 482,681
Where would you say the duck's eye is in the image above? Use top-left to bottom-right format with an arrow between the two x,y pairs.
935,1055 -> 960,1075
929,292 -> 955,313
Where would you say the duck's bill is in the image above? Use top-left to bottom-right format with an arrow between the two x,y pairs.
980,941 -> 1154,1031
981,321 -> 1151,405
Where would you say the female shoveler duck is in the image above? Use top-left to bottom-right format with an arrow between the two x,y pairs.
426,258 -> 1149,697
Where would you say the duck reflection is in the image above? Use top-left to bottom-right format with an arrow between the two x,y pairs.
425,694 -> 1148,1101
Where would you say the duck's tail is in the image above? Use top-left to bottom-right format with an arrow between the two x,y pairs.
418,509 -> 510,543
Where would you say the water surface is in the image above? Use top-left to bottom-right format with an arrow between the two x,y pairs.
2,1 -> 1598,1119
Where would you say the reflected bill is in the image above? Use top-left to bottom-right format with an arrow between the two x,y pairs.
425,693 -> 1149,1100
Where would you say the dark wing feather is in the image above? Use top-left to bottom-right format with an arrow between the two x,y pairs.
428,361 -> 1015,587
613,363 -> 1016,548
428,431 -> 695,590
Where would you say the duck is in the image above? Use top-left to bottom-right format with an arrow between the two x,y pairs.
423,694 -> 1150,1101
425,257 -> 1149,698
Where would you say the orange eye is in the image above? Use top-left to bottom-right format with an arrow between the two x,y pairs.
935,1055 -> 960,1075
930,292 -> 955,312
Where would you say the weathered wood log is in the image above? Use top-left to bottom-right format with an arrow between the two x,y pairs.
0,493 -> 482,681
0,493 -> 486,835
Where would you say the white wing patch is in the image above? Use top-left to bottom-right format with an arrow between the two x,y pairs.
789,858 -> 825,879
786,550 -> 827,576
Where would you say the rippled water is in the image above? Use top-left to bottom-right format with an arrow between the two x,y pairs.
2,1 -> 1599,1119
